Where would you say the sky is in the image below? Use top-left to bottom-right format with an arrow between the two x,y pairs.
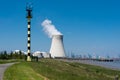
0,0 -> 120,58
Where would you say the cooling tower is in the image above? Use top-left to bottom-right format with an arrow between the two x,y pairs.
50,35 -> 66,58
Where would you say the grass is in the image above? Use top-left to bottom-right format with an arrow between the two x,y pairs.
3,62 -> 44,80
3,59 -> 120,80
0,59 -> 19,64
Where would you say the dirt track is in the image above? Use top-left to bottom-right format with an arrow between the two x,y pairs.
0,63 -> 14,80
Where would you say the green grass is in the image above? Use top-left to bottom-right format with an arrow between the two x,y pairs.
3,62 -> 44,80
0,59 -> 19,64
4,59 -> 120,80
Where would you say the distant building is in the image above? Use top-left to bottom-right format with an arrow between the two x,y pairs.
32,51 -> 50,58
13,50 -> 25,54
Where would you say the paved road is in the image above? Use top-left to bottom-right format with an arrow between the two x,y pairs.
0,63 -> 15,80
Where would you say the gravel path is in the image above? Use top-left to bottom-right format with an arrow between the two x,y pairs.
0,63 -> 15,80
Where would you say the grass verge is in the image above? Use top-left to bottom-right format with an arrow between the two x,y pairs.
3,62 -> 44,80
4,59 -> 120,80
0,59 -> 19,64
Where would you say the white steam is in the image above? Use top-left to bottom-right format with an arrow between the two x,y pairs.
41,19 -> 62,38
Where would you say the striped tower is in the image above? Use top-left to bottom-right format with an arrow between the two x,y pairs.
26,4 -> 32,61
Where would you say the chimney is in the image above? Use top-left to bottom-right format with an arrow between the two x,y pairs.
50,35 -> 66,58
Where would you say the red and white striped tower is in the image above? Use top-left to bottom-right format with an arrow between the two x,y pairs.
26,4 -> 32,61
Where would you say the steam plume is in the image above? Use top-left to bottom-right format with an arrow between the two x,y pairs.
41,19 -> 62,38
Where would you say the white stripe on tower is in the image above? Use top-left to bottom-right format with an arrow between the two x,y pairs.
27,19 -> 31,57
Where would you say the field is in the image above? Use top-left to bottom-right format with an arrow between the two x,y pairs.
3,59 -> 120,80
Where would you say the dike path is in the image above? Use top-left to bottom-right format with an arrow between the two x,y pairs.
0,63 -> 15,80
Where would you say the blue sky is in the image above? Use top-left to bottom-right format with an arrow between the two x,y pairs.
0,0 -> 120,58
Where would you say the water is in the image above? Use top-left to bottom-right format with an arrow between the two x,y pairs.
64,60 -> 120,70
61,59 -> 120,70
77,60 -> 120,70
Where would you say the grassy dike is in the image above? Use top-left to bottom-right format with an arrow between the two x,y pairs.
3,59 -> 120,80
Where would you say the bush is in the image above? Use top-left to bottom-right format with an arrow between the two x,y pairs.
0,51 -> 26,60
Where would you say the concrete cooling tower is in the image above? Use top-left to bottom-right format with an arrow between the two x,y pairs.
50,35 -> 66,58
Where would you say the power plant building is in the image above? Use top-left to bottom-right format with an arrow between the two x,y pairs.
33,51 -> 50,58
50,35 -> 66,58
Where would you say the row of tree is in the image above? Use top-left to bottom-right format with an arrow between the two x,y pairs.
0,51 -> 26,60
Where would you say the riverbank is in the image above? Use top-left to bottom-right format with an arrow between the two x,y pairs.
60,59 -> 120,70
